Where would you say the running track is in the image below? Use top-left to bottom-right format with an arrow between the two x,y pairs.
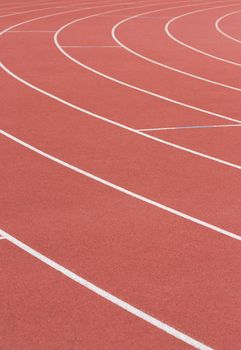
0,0 -> 241,349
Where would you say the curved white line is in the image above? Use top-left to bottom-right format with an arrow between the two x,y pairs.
0,0 -> 145,17
0,0 -> 110,12
215,9 -> 241,43
0,228 -> 213,350
0,0 -> 139,18
111,4 -> 241,92
0,0 -> 75,13
165,3 -> 241,67
0,3 -> 83,18
2,129 -> 241,242
1,3 -> 241,169
56,3 -> 241,125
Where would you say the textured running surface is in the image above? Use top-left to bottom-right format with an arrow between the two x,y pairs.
1,1 -> 241,349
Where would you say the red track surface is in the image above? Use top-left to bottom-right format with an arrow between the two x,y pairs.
1,0 -> 241,349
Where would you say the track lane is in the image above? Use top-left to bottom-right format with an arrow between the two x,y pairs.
0,240 -> 192,350
0,0 -> 154,32
145,126 -> 241,164
0,0 -> 112,13
0,0 -> 113,18
1,136 -> 241,349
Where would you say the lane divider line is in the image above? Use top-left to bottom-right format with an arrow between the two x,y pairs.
0,0 -> 127,16
0,0 -> 105,19
0,5 -> 71,18
138,123 -> 241,131
8,30 -> 56,32
1,129 -> 241,242
62,45 -> 121,48
0,227 -> 213,350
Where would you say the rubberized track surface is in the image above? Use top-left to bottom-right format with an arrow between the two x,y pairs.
0,1 -> 241,349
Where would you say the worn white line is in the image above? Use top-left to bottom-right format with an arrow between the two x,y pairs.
139,123 -> 241,131
0,227 -> 213,350
1,2 -> 241,171
166,3 -> 241,67
111,2 -> 241,92
0,236 -> 5,240
1,130 -> 241,242
215,9 -> 241,43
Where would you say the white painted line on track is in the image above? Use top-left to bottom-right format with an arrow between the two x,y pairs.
0,0 -> 143,20
165,3 -> 241,67
0,0 -> 124,13
139,123 -> 241,131
62,45 -> 121,48
0,1 -> 63,12
0,0 -> 80,11
55,2 -> 241,128
215,9 -> 241,43
1,2 -> 241,170
111,2 -> 241,92
8,30 -> 56,32
0,227 -> 213,350
0,0 -> 102,18
0,236 -> 5,240
0,5 -> 72,18
1,129 -> 241,242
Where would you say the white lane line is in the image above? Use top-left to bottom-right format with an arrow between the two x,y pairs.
0,1 -> 64,12
0,0 -> 123,13
139,123 -> 241,131
1,3 -> 241,170
166,3 -> 241,67
111,3 -> 241,92
0,236 -> 5,240
56,2 -> 241,127
0,0 -> 81,11
0,5 -> 72,18
215,9 -> 241,43
62,45 -> 121,48
0,228 -> 213,350
1,129 -> 241,242
0,0 -> 140,20
0,0 -> 100,18
8,30 -> 56,32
